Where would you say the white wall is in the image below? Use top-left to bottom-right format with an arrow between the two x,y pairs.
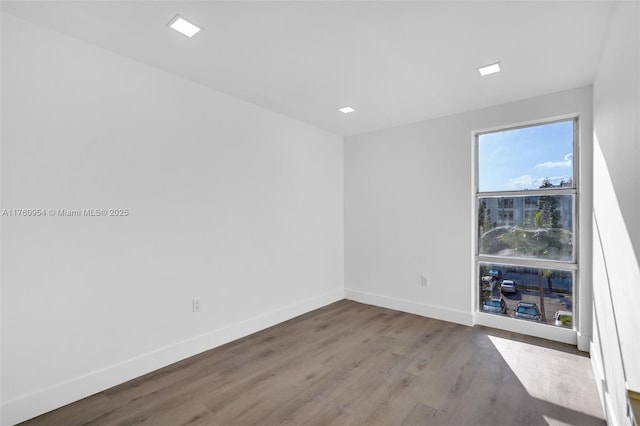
591,2 -> 640,425
0,13 -> 344,425
344,86 -> 593,343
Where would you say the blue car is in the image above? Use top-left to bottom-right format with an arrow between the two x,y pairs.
515,302 -> 542,322
483,297 -> 507,314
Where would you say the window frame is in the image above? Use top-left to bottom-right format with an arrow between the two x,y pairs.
473,115 -> 580,332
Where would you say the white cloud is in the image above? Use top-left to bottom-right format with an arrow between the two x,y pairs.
536,153 -> 573,168
508,175 -> 569,190
508,175 -> 536,189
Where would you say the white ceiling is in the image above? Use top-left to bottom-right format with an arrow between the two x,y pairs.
2,1 -> 615,136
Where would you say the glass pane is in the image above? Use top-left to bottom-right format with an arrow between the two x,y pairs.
478,195 -> 574,262
479,263 -> 573,328
478,120 -> 574,192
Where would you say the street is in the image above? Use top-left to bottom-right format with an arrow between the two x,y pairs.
483,283 -> 573,327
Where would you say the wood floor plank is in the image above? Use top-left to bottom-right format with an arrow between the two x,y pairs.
400,403 -> 439,426
21,301 -> 605,426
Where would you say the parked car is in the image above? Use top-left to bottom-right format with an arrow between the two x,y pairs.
481,277 -> 498,292
554,310 -> 573,327
482,297 -> 507,314
488,269 -> 503,280
500,280 -> 516,293
514,302 -> 541,322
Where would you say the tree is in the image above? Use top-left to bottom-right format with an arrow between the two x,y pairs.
544,269 -> 553,291
496,226 -> 571,260
534,209 -> 543,227
537,269 -> 547,322
538,177 -> 561,228
540,177 -> 553,188
478,202 -> 493,235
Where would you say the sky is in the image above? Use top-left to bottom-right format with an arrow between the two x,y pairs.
478,120 -> 574,192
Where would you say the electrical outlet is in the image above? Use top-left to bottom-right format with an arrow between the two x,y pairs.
421,276 -> 430,287
193,298 -> 201,312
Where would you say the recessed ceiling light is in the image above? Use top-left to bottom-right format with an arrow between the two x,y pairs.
168,15 -> 201,38
338,106 -> 355,114
478,62 -> 501,76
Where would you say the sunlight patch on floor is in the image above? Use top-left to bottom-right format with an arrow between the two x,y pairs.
542,415 -> 574,425
488,335 -> 602,419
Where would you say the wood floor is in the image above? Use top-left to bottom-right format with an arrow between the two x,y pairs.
22,300 -> 605,426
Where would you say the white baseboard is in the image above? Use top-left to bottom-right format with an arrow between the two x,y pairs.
344,288 -> 473,326
590,341 -> 607,418
1,288 -> 344,426
577,331 -> 591,352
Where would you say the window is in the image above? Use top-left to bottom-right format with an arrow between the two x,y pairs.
497,198 -> 513,209
475,118 -> 577,329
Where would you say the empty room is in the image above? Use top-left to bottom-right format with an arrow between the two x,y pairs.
1,1 -> 638,425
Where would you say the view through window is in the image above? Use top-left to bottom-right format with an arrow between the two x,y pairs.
476,119 -> 577,328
